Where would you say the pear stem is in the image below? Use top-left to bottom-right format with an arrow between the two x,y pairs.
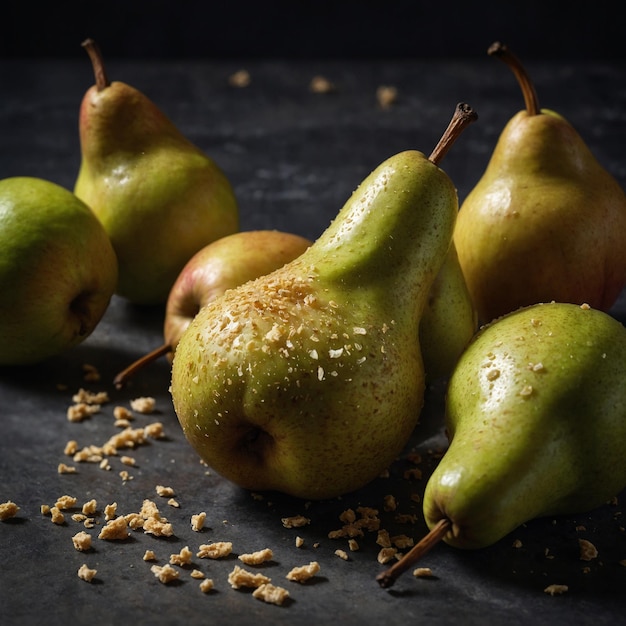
488,41 -> 540,116
376,518 -> 450,588
81,38 -> 110,91
428,103 -> 478,166
113,343 -> 173,390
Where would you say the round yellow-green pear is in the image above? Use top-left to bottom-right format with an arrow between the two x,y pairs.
427,302 -> 626,549
377,301 -> 626,588
0,177 -> 118,366
113,230 -> 312,388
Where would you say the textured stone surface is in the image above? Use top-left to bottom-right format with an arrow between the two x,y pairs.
1,58 -> 625,625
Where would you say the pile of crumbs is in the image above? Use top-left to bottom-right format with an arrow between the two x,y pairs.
3,372 -> 624,607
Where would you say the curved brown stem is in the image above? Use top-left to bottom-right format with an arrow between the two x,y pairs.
81,38 -> 110,91
429,103 -> 478,166
488,41 -> 540,116
376,518 -> 450,588
113,343 -> 173,389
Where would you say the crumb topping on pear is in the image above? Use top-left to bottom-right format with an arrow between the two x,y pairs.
177,262 -> 395,397
170,103 -> 477,500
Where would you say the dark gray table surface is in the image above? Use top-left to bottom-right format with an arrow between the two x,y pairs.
1,56 -> 625,625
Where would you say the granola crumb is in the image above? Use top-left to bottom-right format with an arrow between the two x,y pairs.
104,502 -> 117,521
120,456 -> 136,467
413,567 -> 435,578
67,403 -> 100,423
130,396 -> 156,414
41,504 -> 51,516
77,563 -> 97,582
376,529 -> 391,548
281,515 -> 310,528
335,549 -> 349,561
252,583 -> 290,606
144,422 -> 164,439
72,388 -> 109,405
227,565 -> 271,589
383,494 -> 397,512
58,462 -> 77,474
391,534 -> 414,549
0,501 -> 19,521
199,578 -> 215,593
544,584 -> 568,596
197,541 -> 233,559
143,550 -> 157,561
512,539 -> 523,548
286,561 -> 320,582
151,564 -> 180,584
81,499 -> 97,515
138,499 -> 173,536
309,75 -> 336,94
64,440 -> 78,456
143,517 -> 174,537
377,547 -> 398,564
119,470 -> 133,483
239,548 -> 274,565
191,512 -> 207,532
579,539 -> 598,561
156,485 -> 175,497
72,531 -> 92,552
167,498 -> 180,508
98,516 -> 130,540
348,538 -> 359,551
190,569 -> 205,579
170,546 -> 193,566
50,507 -> 65,525
228,69 -> 251,88
113,406 -> 133,422
295,536 -> 304,548
376,85 -> 398,109
55,495 -> 77,510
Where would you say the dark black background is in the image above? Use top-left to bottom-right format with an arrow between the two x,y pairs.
2,0 -> 625,61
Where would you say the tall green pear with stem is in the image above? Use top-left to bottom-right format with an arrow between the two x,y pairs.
377,301 -> 626,588
170,104 -> 477,500
454,41 -> 626,324
74,38 -> 239,305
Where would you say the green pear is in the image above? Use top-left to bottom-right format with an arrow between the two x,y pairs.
454,41 -> 626,324
377,301 -> 626,587
419,241 -> 477,382
0,177 -> 118,366
74,38 -> 239,305
113,230 -> 312,388
170,104 -> 477,500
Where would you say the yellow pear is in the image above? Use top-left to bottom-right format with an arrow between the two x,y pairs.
454,41 -> 626,324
